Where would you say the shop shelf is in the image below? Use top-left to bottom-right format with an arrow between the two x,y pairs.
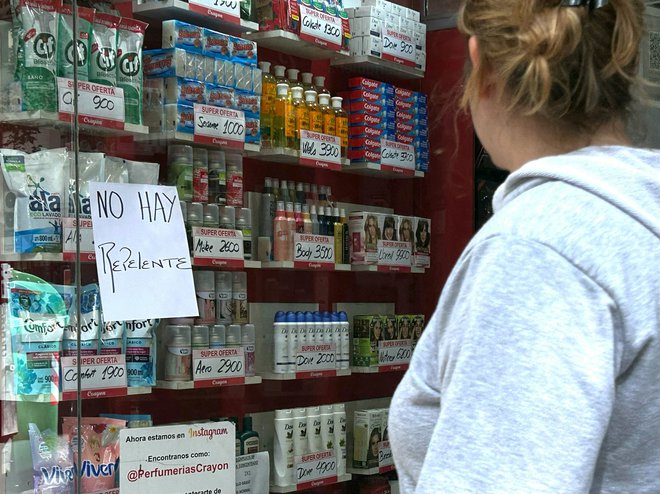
260,368 -> 351,381
348,464 -> 396,476
350,265 -> 426,274
351,364 -> 409,373
1,252 -> 67,262
133,0 -> 259,33
331,55 -> 424,80
134,130 -> 261,154
0,110 -> 149,136
192,258 -> 262,269
261,261 -> 351,272
249,147 -> 349,172
58,386 -> 152,402
156,376 -> 262,390
343,162 -> 425,179
244,29 -> 349,60
270,474 -> 352,493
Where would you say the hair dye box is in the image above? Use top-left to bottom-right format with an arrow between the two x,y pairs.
353,409 -> 383,469
413,217 -> 431,268
349,212 -> 380,263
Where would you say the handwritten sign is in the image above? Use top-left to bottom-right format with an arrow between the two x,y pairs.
120,422 -> 236,494
89,183 -> 197,322
191,227 -> 245,268
295,343 -> 337,379
295,450 -> 337,490
382,28 -> 416,67
378,440 -> 394,472
377,239 -> 412,272
378,340 -> 411,372
193,348 -> 245,388
194,104 -> 246,149
62,217 -> 95,262
188,0 -> 240,24
380,139 -> 416,174
299,130 -> 342,171
236,453 -> 269,494
299,4 -> 343,51
58,77 -> 125,129
60,355 -> 127,400
293,234 -> 335,270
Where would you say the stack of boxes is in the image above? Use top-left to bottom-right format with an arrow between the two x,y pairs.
347,0 -> 426,72
142,20 -> 261,144
395,87 -> 429,172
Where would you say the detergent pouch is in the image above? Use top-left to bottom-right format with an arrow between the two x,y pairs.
29,423 -> 75,493
57,284 -> 101,357
7,269 -> 67,397
89,12 -> 119,86
14,0 -> 60,111
123,319 -> 158,387
117,17 -> 148,124
61,417 -> 126,493
1,148 -> 67,253
57,4 -> 94,80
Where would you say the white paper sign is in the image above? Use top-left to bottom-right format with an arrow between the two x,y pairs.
58,78 -> 125,129
378,440 -> 394,470
120,422 -> 236,494
295,343 -> 336,372
89,183 -> 197,322
194,104 -> 246,149
380,139 -> 416,173
192,227 -> 245,268
193,348 -> 245,387
382,28 -> 416,66
299,130 -> 342,170
295,450 -> 337,490
377,240 -> 412,269
235,452 -> 270,494
293,234 -> 335,270
188,0 -> 240,23
299,4 -> 343,51
378,340 -> 412,367
60,355 -> 127,400
62,217 -> 95,262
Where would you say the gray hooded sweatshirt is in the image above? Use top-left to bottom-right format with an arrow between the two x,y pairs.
389,146 -> 660,493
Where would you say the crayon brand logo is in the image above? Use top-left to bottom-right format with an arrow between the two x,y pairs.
96,47 -> 117,72
119,51 -> 141,77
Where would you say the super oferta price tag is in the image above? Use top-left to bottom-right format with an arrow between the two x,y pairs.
293,233 -> 335,270
188,0 -> 240,24
299,130 -> 342,171
382,28 -> 416,67
193,348 -> 245,388
57,78 -> 125,129
378,440 -> 394,472
192,226 -> 245,268
193,103 -> 246,149
62,217 -> 95,262
61,355 -> 128,400
295,343 -> 337,376
380,139 -> 416,174
377,239 -> 412,271
378,340 -> 412,372
295,450 -> 337,490
299,4 -> 343,51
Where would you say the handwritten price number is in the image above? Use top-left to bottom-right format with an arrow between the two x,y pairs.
214,0 -> 237,7
320,142 -> 339,158
217,358 -> 243,374
323,24 -> 341,39
400,151 -> 414,164
315,244 -> 333,261
395,248 -> 411,262
102,365 -> 125,380
379,347 -> 411,364
92,95 -> 114,110
223,119 -> 245,137
316,460 -> 336,477
316,352 -> 335,366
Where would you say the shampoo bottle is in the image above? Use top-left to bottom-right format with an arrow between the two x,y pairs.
273,201 -> 289,261
286,311 -> 298,373
273,409 -> 295,487
240,416 -> 260,455
333,403 -> 347,475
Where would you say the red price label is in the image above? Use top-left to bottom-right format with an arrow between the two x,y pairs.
192,226 -> 245,268
188,0 -> 240,24
193,104 -> 246,149
58,78 -> 125,129
380,139 -> 416,174
62,217 -> 95,262
382,28 -> 416,67
193,348 -> 245,388
299,130 -> 342,170
61,355 -> 128,400
299,4 -> 343,51
293,233 -> 335,270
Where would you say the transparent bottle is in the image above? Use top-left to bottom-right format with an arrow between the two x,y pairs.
301,72 -> 314,92
319,93 -> 335,136
286,68 -> 302,103
272,83 -> 293,148
305,90 -> 322,133
313,75 -> 330,97
291,86 -> 308,149
259,61 -> 276,148
332,96 -> 348,159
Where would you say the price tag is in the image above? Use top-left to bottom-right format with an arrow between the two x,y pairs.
192,226 -> 245,268
378,440 -> 394,471
61,355 -> 128,400
295,450 -> 337,490
378,340 -> 412,372
193,348 -> 245,388
193,104 -> 246,149
188,0 -> 240,24
377,240 -> 412,272
298,4 -> 343,51
382,28 -> 416,67
57,78 -> 125,129
293,234 -> 335,270
62,217 -> 95,262
295,343 -> 337,378
380,139 -> 416,174
299,130 -> 342,171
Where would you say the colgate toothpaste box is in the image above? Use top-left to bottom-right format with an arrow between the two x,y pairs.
394,87 -> 418,103
395,133 -> 416,145
395,98 -> 417,112
348,88 -> 394,107
349,136 -> 381,151
350,100 -> 396,119
348,148 -> 381,163
349,125 -> 394,139
396,110 -> 417,123
349,112 -> 395,129
396,120 -> 416,134
349,77 -> 394,97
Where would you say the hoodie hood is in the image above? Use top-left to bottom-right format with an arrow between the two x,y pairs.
493,146 -> 660,240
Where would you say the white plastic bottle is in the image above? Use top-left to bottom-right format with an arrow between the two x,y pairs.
286,311 -> 298,373
305,311 -> 315,346
273,311 -> 289,373
306,405 -> 322,454
331,312 -> 341,370
241,323 -> 256,377
320,404 -> 335,452
338,312 -> 350,370
296,311 -> 307,347
215,272 -> 233,324
273,409 -> 295,487
314,311 -> 324,345
293,407 -> 308,457
333,403 -> 347,475
322,311 -> 334,348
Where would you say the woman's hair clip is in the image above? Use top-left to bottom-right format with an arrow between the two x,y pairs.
561,0 -> 608,10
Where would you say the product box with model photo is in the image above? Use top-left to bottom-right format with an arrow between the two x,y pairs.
352,314 -> 385,367
353,409 -> 383,469
413,216 -> 431,268
411,314 -> 426,349
349,212 -> 381,264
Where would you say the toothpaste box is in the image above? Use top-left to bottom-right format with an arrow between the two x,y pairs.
395,133 -> 415,145
353,409 -> 383,468
162,20 -> 203,53
350,100 -> 396,119
230,36 -> 258,66
349,112 -> 394,129
395,87 -> 418,103
413,217 -> 431,267
143,48 -> 188,78
349,136 -> 381,151
202,28 -> 231,59
205,84 -> 234,108
396,120 -> 416,134
348,148 -> 381,163
163,77 -> 205,106
349,77 -> 394,97
396,110 -> 417,123
349,125 -> 392,139
395,98 -> 416,112
349,211 -> 381,264
347,88 -> 393,106
163,103 -> 195,133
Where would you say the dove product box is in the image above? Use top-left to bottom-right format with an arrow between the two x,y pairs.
162,20 -> 203,53
361,33 -> 382,58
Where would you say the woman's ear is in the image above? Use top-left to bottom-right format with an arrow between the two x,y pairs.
468,35 -> 480,69
469,35 -> 494,98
